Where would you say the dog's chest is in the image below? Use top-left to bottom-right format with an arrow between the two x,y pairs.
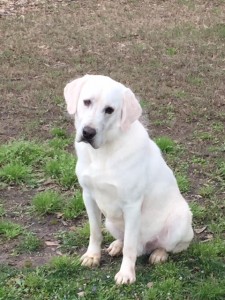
79,162 -> 122,218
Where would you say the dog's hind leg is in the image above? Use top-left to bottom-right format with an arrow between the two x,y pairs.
105,218 -> 124,256
149,248 -> 168,264
107,239 -> 123,257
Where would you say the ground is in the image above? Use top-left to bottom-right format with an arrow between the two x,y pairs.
0,1 -> 225,299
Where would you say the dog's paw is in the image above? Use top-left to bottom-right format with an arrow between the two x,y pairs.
149,248 -> 168,264
80,252 -> 101,267
107,240 -> 123,257
115,269 -> 136,285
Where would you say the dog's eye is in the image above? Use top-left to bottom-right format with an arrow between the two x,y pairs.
104,106 -> 114,114
84,99 -> 91,107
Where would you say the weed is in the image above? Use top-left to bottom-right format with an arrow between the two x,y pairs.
17,232 -> 43,253
0,221 -> 23,239
187,75 -> 203,86
32,190 -> 63,215
173,90 -> 187,99
0,140 -> 48,167
218,162 -> 225,179
0,204 -> 5,217
57,222 -> 90,253
189,202 -> 206,221
49,255 -> 81,275
155,136 -> 176,153
198,184 -> 214,198
63,191 -> 85,220
44,152 -> 77,188
176,173 -> 190,193
51,128 -> 68,139
166,47 -> 177,56
0,162 -> 32,184
48,137 -> 70,150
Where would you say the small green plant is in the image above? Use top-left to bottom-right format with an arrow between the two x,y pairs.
57,222 -> 90,253
176,173 -> 190,193
0,140 -> 48,166
166,47 -> 177,56
63,192 -> 85,220
187,75 -> 203,86
218,162 -> 225,179
0,204 -> 5,217
32,190 -> 63,214
174,90 -> 187,99
0,221 -> 23,239
17,232 -> 43,253
155,136 -> 176,153
190,202 -> 206,220
49,256 -> 81,276
198,184 -> 214,198
51,128 -> 68,139
45,152 -> 77,188
0,162 -> 32,184
24,272 -> 45,290
48,137 -> 70,150
198,132 -> 212,141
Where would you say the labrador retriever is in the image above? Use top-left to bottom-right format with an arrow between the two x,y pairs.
64,74 -> 194,284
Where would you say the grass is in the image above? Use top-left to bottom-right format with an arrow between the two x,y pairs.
176,173 -> 190,193
44,152 -> 77,188
62,191 -> 85,220
0,221 -> 23,239
0,0 -> 225,299
0,162 -> 32,184
17,232 -> 43,254
155,136 -> 176,153
32,190 -> 63,215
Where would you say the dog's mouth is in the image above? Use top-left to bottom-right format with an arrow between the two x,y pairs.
78,137 -> 99,149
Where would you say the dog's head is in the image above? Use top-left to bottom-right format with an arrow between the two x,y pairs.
64,75 -> 142,149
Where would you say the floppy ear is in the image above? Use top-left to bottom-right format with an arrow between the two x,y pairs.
121,88 -> 142,131
64,75 -> 88,115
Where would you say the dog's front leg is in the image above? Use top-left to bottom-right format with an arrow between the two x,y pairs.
80,191 -> 102,267
115,203 -> 141,284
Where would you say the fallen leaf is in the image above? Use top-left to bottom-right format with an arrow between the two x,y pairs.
77,291 -> 85,297
56,212 -> 63,219
194,226 -> 207,234
45,241 -> 59,246
147,282 -> 154,288
69,226 -> 76,231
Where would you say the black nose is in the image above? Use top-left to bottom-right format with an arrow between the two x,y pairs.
82,126 -> 96,141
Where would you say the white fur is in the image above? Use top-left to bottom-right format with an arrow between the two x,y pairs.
64,75 -> 194,285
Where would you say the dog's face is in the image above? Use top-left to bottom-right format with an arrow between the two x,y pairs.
64,75 -> 142,149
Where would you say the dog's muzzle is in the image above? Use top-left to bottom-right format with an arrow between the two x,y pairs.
81,126 -> 97,144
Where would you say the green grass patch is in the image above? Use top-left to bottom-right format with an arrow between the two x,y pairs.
198,184 -> 214,198
0,221 -> 23,239
166,47 -> 177,56
62,191 -> 85,220
176,173 -> 190,193
189,202 -> 206,221
32,190 -> 63,215
0,139 -> 77,188
0,140 -> 49,167
56,222 -> 90,253
0,162 -> 32,184
51,128 -> 68,139
17,232 -> 43,254
155,136 -> 176,153
44,152 -> 76,188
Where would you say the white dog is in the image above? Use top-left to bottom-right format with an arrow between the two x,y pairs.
64,75 -> 193,285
